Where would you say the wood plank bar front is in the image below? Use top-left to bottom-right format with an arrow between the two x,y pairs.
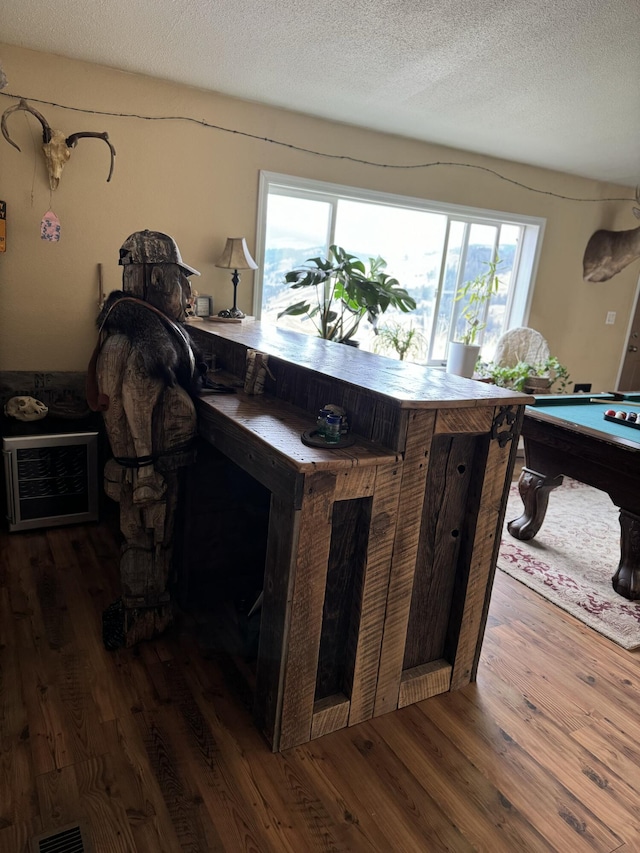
185,320 -> 530,751
373,409 -> 435,716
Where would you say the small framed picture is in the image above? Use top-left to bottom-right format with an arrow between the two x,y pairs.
194,295 -> 212,317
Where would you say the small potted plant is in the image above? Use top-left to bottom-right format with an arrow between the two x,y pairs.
446,256 -> 501,377
476,355 -> 570,393
278,245 -> 416,345
373,321 -> 426,362
474,359 -> 533,390
523,355 -> 571,394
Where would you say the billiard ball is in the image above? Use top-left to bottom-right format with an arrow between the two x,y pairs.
629,412 -> 638,422
615,411 -> 627,419
605,409 -> 616,416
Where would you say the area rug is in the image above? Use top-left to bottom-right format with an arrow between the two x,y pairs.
498,477 -> 640,650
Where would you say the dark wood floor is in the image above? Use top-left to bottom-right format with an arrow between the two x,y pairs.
2,496 -> 640,852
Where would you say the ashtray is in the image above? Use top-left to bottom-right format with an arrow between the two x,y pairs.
301,429 -> 356,448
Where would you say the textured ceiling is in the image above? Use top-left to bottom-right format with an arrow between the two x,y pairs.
1,0 -> 639,186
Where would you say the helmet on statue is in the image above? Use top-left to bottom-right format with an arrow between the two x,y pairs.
118,230 -> 200,316
118,230 -> 200,277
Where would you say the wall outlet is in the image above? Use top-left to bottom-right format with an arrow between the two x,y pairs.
606,311 -> 616,324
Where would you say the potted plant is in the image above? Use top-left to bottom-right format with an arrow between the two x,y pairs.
522,355 -> 571,393
476,355 -> 571,393
373,321 -> 426,362
474,359 -> 533,390
278,245 -> 416,344
446,256 -> 501,377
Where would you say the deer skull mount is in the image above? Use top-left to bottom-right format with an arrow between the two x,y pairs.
1,99 -> 116,191
583,188 -> 640,282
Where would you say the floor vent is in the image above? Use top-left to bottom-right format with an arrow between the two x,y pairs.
32,823 -> 90,853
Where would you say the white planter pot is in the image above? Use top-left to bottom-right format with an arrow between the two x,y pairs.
446,341 -> 480,378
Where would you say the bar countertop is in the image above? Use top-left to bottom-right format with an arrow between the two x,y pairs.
188,318 -> 533,410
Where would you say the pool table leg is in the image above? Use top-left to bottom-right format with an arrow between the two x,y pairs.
507,467 -> 564,541
612,509 -> 640,600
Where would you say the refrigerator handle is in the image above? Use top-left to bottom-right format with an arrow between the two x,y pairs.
2,449 -> 16,524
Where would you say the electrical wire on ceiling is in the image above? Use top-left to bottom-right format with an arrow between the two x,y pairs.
0,91 -> 635,204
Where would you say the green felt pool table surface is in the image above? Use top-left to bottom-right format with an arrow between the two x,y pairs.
527,393 -> 640,447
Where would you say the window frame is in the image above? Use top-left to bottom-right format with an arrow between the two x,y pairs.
253,171 -> 545,361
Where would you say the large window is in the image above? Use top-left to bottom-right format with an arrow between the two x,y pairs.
253,172 -> 545,365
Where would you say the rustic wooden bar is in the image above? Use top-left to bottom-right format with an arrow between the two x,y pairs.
183,319 -> 531,752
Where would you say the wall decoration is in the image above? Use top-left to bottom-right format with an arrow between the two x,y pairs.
40,209 -> 60,242
583,188 -> 640,282
1,98 -> 115,191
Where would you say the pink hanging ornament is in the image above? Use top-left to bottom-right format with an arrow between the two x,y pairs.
41,210 -> 61,242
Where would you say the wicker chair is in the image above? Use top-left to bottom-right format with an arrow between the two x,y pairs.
493,326 -> 550,368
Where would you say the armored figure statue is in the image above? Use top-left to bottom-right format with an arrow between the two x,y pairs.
88,230 -> 202,649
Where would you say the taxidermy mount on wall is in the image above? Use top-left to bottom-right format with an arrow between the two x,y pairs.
583,188 -> 640,282
1,98 -> 115,190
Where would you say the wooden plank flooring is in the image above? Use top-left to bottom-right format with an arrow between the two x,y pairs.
2,502 -> 640,852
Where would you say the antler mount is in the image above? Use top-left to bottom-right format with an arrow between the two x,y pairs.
1,98 -> 115,190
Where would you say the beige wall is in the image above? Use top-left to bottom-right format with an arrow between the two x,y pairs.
0,42 -> 637,391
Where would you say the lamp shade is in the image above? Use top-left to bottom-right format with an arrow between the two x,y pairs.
215,237 -> 258,271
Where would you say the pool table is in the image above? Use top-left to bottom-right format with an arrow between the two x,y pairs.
507,392 -> 640,600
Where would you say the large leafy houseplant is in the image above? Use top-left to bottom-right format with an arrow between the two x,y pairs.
278,245 -> 416,344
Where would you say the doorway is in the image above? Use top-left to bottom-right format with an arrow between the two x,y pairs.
618,275 -> 640,390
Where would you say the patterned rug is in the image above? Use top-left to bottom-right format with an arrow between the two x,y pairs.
499,477 -> 640,650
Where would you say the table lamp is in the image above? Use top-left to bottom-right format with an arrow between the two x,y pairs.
216,237 -> 258,319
